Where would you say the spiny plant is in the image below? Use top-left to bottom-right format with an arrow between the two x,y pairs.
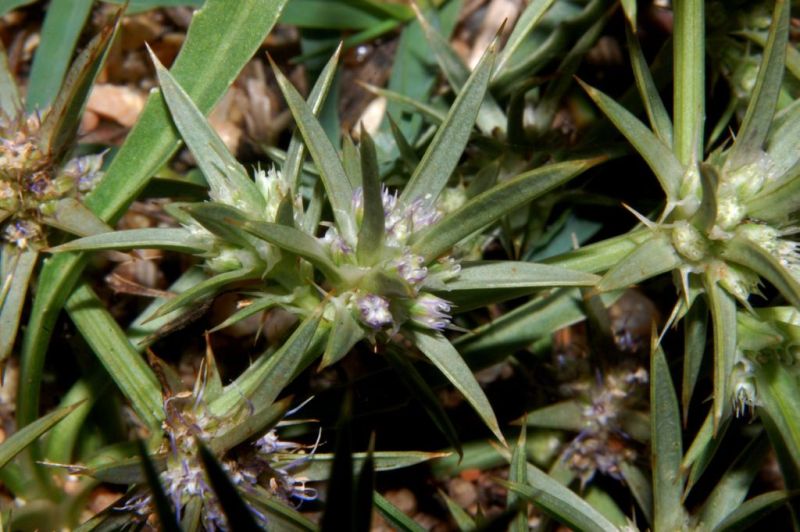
56,36 -> 606,453
0,13 -> 120,364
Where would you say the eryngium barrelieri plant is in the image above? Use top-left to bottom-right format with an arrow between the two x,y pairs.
56,39 -> 606,450
0,19 -> 119,364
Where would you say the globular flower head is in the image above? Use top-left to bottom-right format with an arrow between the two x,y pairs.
410,294 -> 452,331
355,293 -> 394,330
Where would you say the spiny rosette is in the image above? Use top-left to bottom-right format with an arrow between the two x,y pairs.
122,390 -> 316,529
322,186 -> 461,334
0,111 -> 103,249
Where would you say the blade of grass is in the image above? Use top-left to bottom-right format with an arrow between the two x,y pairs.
25,0 -> 93,112
726,0 -> 790,171
411,329 -> 505,445
374,491 -> 426,532
0,402 -> 82,470
626,25 -> 672,146
0,248 -> 36,364
399,39 -> 497,208
672,0 -> 704,165
65,281 -> 163,430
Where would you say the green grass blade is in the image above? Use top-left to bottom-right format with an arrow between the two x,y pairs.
682,297 -> 708,424
38,11 -> 120,163
682,411 -> 730,500
756,359 -> 800,478
521,400 -> 585,432
0,42 -> 20,115
0,248 -> 36,364
412,158 -> 602,261
699,434 -> 769,529
361,83 -> 447,125
713,490 -> 796,532
383,345 -> 462,457
494,0 -> 555,77
596,234 -> 681,292
672,0 -> 705,164
399,40 -> 497,208
65,281 -> 163,429
150,267 -> 255,320
356,130 -> 385,265
626,26 -> 672,146
25,0 -> 93,112
275,451 -> 449,482
619,461 -> 653,526
374,491 -> 426,532
704,274 -> 737,430
651,345 -> 686,530
0,402 -> 81,470
209,397 -> 291,455
153,53 -> 263,213
722,235 -> 800,309
509,427 -> 528,532
270,57 -> 356,244
411,329 -> 505,445
414,5 -> 505,135
579,79 -> 682,200
18,0 -> 289,428
440,489 -> 476,530
285,45 -> 341,193
726,0 -> 790,171
500,471 -> 617,532
49,228 -> 208,254
321,300 -> 364,370
242,486 -> 318,531
41,198 -> 112,237
441,261 -> 598,291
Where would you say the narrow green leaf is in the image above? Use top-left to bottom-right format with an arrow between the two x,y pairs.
136,440 -> 180,532
411,329 -> 505,445
38,12 -> 120,163
494,0 -> 555,76
321,301 -> 364,370
704,275 -> 737,431
722,234 -> 800,309
209,397 -> 291,455
521,400 -> 585,432
0,402 -> 81,470
41,198 -> 112,237
509,426 -> 528,532
756,359 -> 800,476
374,491 -> 426,532
342,136 -> 362,191
280,0 -> 383,29
414,5 -> 505,135
210,292 -> 295,334
65,281 -> 163,429
243,485 -> 317,532
413,158 -> 603,261
500,470 -> 617,532
714,490 -> 795,532
584,487 -> 629,529
361,83 -> 447,124
18,0 -> 290,428
25,0 -> 93,112
621,0 -> 637,31
440,261 -> 599,292
270,57 -> 356,244
695,163 -> 719,234
356,130 -> 385,265
745,164 -> 800,223
211,313 -> 322,415
619,461 -> 653,526
400,40 -> 497,208
0,248 -> 36,363
153,53 -> 263,214
440,489 -> 476,530
383,345 -> 462,457
596,233 -> 681,292
579,79 -> 683,200
0,42 -> 21,115
49,228 -> 208,255
275,450 -> 449,482
726,0 -> 790,171
230,216 -> 343,284
285,45 -> 342,192
651,345 -> 686,530
682,411 -> 730,499
197,442 -> 261,530
698,434 -> 769,529
150,267 -> 256,320
682,297 -> 708,424
672,0 -> 704,165
387,114 -> 420,170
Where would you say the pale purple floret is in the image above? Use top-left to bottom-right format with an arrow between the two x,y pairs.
356,293 -> 393,329
394,252 -> 428,285
411,294 -> 452,331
